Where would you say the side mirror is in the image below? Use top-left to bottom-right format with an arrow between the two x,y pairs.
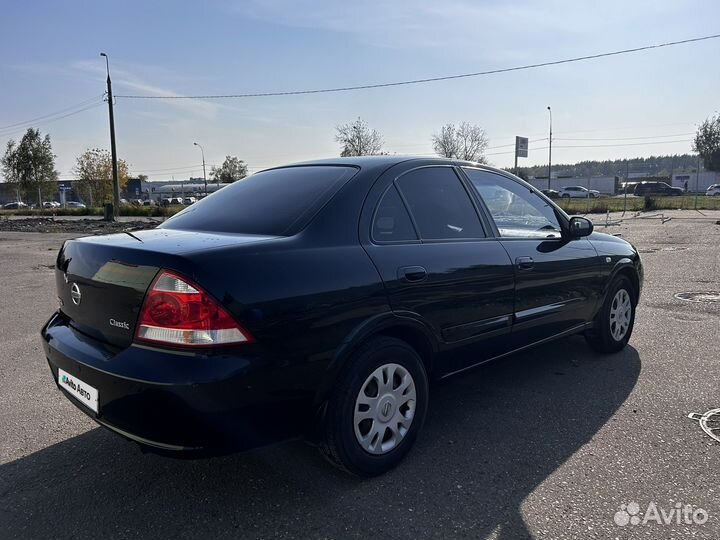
568,216 -> 593,238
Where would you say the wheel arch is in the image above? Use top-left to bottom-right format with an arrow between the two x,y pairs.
609,261 -> 641,305
311,313 -> 438,411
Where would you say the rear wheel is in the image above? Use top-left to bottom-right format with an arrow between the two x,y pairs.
562,194 -> 570,199
319,337 -> 429,477
585,276 -> 636,353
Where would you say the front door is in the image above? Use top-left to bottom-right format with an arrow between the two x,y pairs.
461,167 -> 604,347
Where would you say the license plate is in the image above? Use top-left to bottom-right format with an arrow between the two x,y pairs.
58,368 -> 99,413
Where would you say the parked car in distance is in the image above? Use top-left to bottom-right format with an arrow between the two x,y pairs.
160,197 -> 184,206
65,201 -> 87,209
3,201 -> 28,209
42,157 -> 643,477
559,186 -> 600,198
142,199 -> 157,206
42,201 -> 61,208
183,197 -> 197,205
619,181 -> 639,194
705,184 -> 720,196
541,188 -> 560,199
632,181 -> 683,196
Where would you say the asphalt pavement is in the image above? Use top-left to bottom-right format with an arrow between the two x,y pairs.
1,210 -> 719,540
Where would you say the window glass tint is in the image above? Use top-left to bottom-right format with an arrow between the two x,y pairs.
396,167 -> 484,240
372,185 -> 418,242
463,168 -> 562,239
161,166 -> 356,236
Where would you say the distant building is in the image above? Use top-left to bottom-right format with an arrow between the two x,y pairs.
0,177 -> 232,205
527,176 -> 618,194
672,171 -> 719,192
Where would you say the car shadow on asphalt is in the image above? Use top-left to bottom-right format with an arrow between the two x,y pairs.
1,336 -> 640,540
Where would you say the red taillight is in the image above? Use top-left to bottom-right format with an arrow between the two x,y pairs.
135,271 -> 253,347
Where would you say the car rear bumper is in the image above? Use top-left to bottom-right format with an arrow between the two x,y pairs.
41,312 -> 313,454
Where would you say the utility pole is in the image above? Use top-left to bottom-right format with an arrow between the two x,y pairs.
695,154 -> 701,210
547,106 -> 552,191
100,53 -> 120,221
194,142 -> 207,197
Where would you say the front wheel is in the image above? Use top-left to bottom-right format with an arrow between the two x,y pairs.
585,276 -> 636,353
319,337 -> 429,477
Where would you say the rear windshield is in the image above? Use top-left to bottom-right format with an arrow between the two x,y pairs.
160,165 -> 357,236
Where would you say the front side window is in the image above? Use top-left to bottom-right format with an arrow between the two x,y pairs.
396,167 -> 485,241
463,168 -> 562,239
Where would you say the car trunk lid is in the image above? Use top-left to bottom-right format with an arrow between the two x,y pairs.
55,229 -> 277,348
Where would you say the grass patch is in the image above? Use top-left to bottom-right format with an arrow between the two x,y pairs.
557,195 -> 720,214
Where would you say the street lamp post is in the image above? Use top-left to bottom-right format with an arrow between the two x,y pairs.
547,106 -> 553,191
100,53 -> 120,220
193,142 -> 207,197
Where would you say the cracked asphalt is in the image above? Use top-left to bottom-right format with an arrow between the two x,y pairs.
1,210 -> 719,540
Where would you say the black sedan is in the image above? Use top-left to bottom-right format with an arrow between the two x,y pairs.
42,157 -> 642,476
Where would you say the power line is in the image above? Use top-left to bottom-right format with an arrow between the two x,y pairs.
555,132 -> 695,142
554,138 -> 692,149
0,100 -> 105,137
114,34 -> 720,100
130,163 -> 204,173
126,137 -> 695,175
0,96 -> 104,131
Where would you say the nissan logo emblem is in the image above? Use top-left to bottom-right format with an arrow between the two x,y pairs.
70,283 -> 82,306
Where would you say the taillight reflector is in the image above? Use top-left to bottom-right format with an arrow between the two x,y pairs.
135,271 -> 253,347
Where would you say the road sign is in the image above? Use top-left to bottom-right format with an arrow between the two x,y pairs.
515,136 -> 529,158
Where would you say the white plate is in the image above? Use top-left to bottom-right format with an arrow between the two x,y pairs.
58,368 -> 99,413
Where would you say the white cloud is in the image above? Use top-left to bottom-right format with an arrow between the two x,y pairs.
69,60 -> 221,119
232,0 -> 689,57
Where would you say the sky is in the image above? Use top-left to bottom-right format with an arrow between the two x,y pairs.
1,0 -> 719,181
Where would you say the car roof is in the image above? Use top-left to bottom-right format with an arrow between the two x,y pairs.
259,155 -> 512,176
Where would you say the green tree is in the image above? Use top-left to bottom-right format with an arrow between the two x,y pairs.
1,128 -> 59,204
693,114 -> 720,171
210,155 -> 248,183
335,117 -> 384,157
73,148 -> 129,207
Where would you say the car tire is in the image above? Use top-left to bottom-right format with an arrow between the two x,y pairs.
562,194 -> 570,199
319,336 -> 429,477
585,276 -> 636,353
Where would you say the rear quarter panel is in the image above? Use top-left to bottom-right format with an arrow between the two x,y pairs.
180,236 -> 390,409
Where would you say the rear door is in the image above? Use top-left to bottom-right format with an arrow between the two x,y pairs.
360,164 -> 515,370
462,168 -> 604,347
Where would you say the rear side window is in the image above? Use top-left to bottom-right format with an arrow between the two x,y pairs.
372,185 -> 418,242
396,167 -> 485,240
161,166 -> 357,236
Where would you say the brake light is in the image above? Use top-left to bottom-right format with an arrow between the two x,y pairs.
135,271 -> 253,347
